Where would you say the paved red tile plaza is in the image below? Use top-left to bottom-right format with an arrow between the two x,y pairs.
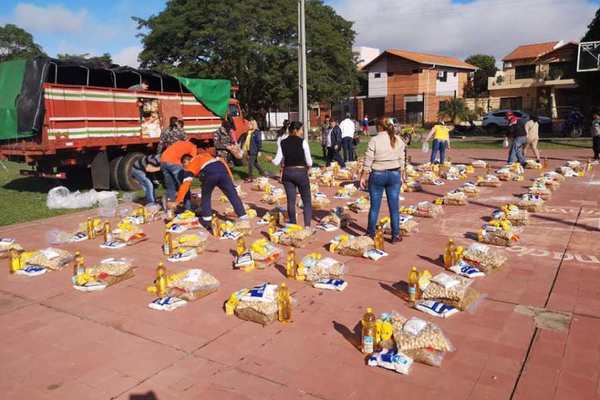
1,149 -> 599,400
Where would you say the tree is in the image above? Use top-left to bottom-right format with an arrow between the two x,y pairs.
464,54 -> 497,98
0,24 -> 45,63
134,0 -> 358,114
577,7 -> 600,110
438,98 -> 469,123
57,53 -> 113,66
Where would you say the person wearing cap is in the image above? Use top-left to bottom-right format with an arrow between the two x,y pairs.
174,151 -> 247,229
160,140 -> 198,205
131,154 -> 161,205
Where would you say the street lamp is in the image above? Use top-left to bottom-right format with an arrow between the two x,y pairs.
298,0 -> 309,132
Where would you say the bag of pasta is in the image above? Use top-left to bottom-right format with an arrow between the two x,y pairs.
25,248 -> 74,271
462,243 -> 507,273
497,204 -> 529,226
166,268 -> 220,301
392,316 -> 455,354
380,215 -> 418,236
311,193 -> 331,211
518,193 -> 545,212
525,159 -> 542,169
443,190 -> 468,206
261,187 -> 286,205
529,182 -> 552,200
234,283 -> 280,325
402,178 -> 422,193
477,225 -> 519,247
271,224 -> 314,247
329,234 -> 374,257
250,239 -> 281,269
421,273 -> 480,311
348,196 -> 370,213
458,182 -> 480,199
301,253 -> 345,282
0,238 -> 22,259
252,177 -> 271,191
74,257 -> 134,291
471,160 -> 487,169
173,232 -> 209,253
415,201 -> 443,218
476,174 -> 501,187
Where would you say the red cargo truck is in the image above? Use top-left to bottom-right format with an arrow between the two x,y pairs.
0,58 -> 248,190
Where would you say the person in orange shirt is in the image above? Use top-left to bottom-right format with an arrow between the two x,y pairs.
160,140 -> 198,205
175,151 -> 247,228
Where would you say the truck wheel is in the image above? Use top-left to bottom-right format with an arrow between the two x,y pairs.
109,155 -> 123,191
118,152 -> 145,191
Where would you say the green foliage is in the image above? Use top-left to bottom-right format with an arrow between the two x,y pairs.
464,54 -> 497,97
134,0 -> 358,113
56,53 -> 113,66
577,7 -> 600,108
0,24 -> 45,63
438,98 -> 469,123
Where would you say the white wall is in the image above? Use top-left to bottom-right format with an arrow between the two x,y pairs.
368,58 -> 388,98
435,70 -> 459,96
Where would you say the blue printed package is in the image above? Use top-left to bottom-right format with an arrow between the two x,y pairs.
450,260 -> 485,278
414,300 -> 459,318
313,279 -> 347,291
239,283 -> 277,302
367,349 -> 413,375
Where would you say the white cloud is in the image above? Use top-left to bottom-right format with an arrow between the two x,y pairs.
113,45 -> 141,67
14,3 -> 88,34
337,0 -> 597,62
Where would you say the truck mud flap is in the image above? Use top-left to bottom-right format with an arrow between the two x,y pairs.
91,151 -> 110,190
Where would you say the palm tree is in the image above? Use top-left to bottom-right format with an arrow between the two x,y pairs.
438,98 -> 469,124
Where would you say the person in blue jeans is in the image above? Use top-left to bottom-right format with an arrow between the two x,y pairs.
507,118 -> 528,165
131,154 -> 160,204
425,121 -> 450,164
360,117 -> 406,243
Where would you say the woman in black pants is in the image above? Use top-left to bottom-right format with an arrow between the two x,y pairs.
271,121 -> 313,227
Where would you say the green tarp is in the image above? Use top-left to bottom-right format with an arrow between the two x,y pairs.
176,77 -> 231,118
0,59 -> 31,140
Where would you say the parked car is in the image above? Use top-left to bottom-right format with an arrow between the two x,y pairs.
482,110 -> 552,134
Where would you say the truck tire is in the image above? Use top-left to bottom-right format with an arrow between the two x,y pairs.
118,152 -> 145,191
109,155 -> 123,191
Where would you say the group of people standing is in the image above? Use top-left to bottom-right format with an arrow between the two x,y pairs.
320,113 -> 360,168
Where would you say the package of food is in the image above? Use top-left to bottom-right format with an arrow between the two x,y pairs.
173,232 -> 209,252
234,283 -> 279,325
224,203 -> 256,218
478,225 -> 519,247
311,194 -> 331,211
367,349 -> 413,375
329,234 -> 374,257
525,159 -> 542,169
556,166 -> 579,177
261,187 -> 286,205
301,253 -> 345,282
442,166 -> 463,181
335,168 -> 354,181
318,207 -> 353,231
270,224 -> 314,247
544,171 -> 565,182
313,278 -> 347,291
25,248 -> 74,271
495,167 -> 515,181
529,183 -> 552,200
462,243 -> 507,273
73,258 -> 134,291
415,201 -> 444,218
443,190 -> 468,206
459,182 -> 480,199
422,273 -> 480,311
534,177 -> 560,191
414,300 -> 459,318
477,174 -> 501,187
401,178 -> 422,193
0,238 -> 22,259
498,204 -> 529,226
76,217 -> 105,237
403,348 -> 447,367
166,268 -> 220,301
348,197 -> 370,213
419,171 -> 444,186
392,317 -> 455,353
416,162 -> 435,172
252,177 -> 272,191
250,239 -> 281,269
518,194 -> 545,212
471,160 -> 487,168
167,247 -> 198,263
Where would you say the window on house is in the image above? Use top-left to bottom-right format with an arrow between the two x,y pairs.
374,73 -> 381,78
515,65 -> 536,79
437,70 -> 447,82
439,100 -> 449,112
548,62 -> 574,80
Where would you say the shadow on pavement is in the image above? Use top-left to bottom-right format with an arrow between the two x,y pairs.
332,320 -> 361,352
130,391 -> 159,400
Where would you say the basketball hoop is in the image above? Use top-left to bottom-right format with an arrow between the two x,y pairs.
577,41 -> 600,72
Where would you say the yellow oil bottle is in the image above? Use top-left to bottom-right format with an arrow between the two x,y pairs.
443,238 -> 457,269
276,283 -> 292,322
163,231 -> 173,256
374,224 -> 385,251
361,307 -> 377,354
73,251 -> 85,277
9,248 -> 22,273
139,206 -> 147,224
212,214 -> 222,237
286,247 -> 296,278
86,217 -> 94,239
236,236 -> 247,256
103,222 -> 112,243
408,266 -> 419,303
155,263 -> 168,298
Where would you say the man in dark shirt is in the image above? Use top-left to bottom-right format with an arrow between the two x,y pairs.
507,118 -> 528,166
326,119 -> 345,168
157,116 -> 187,154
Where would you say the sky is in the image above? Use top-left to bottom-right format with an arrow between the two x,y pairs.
0,0 -> 598,67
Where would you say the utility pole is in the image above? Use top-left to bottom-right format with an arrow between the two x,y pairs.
298,0 -> 309,132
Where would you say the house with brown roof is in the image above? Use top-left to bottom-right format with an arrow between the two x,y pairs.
488,40 -> 579,118
360,49 -> 477,123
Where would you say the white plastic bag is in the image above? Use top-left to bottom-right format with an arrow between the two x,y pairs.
46,186 -> 118,211
421,142 -> 429,153
502,137 -> 509,148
